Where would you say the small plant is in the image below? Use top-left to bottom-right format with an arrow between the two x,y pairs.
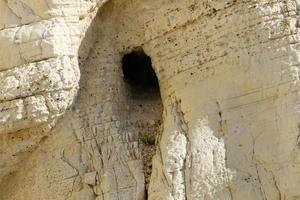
139,133 -> 155,146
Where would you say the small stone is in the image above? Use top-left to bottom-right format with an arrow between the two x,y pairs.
84,171 -> 97,186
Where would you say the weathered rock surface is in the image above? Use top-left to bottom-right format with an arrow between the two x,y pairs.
1,0 -> 300,200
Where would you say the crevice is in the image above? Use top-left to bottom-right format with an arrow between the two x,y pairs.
269,169 -> 282,200
121,48 -> 163,196
112,167 -> 120,200
171,97 -> 190,200
60,148 -> 79,180
296,124 -> 300,147
216,101 -> 226,137
251,135 -> 267,200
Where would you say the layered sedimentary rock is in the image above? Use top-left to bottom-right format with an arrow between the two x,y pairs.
1,0 -> 300,200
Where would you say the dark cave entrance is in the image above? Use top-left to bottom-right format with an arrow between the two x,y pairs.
122,50 -> 159,92
121,49 -> 162,191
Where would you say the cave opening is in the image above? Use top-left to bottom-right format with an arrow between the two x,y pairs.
122,50 -> 159,92
121,49 -> 162,191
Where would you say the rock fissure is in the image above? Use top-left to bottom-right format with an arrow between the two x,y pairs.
171,97 -> 190,200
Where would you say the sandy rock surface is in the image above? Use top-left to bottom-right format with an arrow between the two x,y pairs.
1,1 -> 300,200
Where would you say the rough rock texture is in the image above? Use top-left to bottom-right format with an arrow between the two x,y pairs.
1,0 -> 300,200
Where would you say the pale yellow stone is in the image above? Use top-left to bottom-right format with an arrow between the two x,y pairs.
1,0 -> 300,200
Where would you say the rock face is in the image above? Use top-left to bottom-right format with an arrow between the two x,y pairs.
1,0 -> 300,199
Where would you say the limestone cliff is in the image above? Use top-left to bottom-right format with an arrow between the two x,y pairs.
1,0 -> 300,200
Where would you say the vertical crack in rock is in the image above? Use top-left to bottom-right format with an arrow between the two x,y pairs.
112,167 -> 120,200
216,101 -> 226,137
128,160 -> 146,200
270,170 -> 282,200
216,101 -> 233,199
296,124 -> 300,147
60,148 -> 79,180
171,97 -> 190,200
258,165 -> 283,200
251,134 -> 267,200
